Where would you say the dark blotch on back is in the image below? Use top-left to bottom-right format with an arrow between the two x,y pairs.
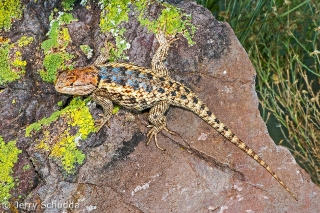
171,91 -> 176,96
134,70 -> 141,78
223,126 -> 228,131
146,85 -> 153,93
132,80 -> 139,90
181,95 -> 187,100
118,78 -> 126,86
207,111 -> 212,116
119,66 -> 127,75
129,97 -> 136,103
214,118 -> 220,124
146,73 -> 153,80
159,77 -> 165,81
158,88 -> 165,93
200,104 -> 205,110
193,97 -> 198,104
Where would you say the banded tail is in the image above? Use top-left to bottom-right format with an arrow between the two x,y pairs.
171,87 -> 297,201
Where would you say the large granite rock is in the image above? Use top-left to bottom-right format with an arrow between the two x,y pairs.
0,1 -> 319,212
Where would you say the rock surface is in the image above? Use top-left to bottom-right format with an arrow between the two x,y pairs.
0,1 -> 319,212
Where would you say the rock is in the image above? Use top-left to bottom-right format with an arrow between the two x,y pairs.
0,1 -> 319,212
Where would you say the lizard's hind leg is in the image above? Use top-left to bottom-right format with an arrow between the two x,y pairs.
93,41 -> 114,66
147,101 -> 175,150
151,32 -> 177,77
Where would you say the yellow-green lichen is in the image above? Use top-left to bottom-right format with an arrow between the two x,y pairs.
25,110 -> 62,137
26,98 -> 96,174
39,12 -> 77,82
50,132 -> 86,173
60,97 -> 96,139
0,36 -> 33,85
17,36 -> 34,47
112,104 -> 120,114
0,136 -> 22,204
0,0 -> 22,31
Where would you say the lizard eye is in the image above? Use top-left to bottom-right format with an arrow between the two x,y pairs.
67,75 -> 76,81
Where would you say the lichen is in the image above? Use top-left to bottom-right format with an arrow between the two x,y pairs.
112,104 -> 120,114
26,98 -> 96,174
0,36 -> 34,85
61,97 -> 96,139
0,136 -> 22,204
80,0 -> 88,6
50,132 -> 86,173
0,0 -> 22,31
39,12 -> 77,82
25,110 -> 62,137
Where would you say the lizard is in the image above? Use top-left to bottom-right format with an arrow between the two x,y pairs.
54,32 -> 297,201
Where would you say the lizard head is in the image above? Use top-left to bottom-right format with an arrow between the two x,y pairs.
55,66 -> 99,95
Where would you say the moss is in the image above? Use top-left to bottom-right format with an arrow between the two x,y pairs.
61,0 -> 76,11
58,12 -> 76,24
98,0 -> 196,61
135,0 -> 196,45
39,12 -> 77,82
99,0 -> 131,32
0,0 -> 22,31
26,98 -> 96,173
0,41 -> 18,84
22,164 -> 30,171
0,36 -> 33,85
80,44 -> 93,59
57,101 -> 63,107
99,0 -> 132,61
40,53 -> 69,82
0,136 -> 22,204
41,20 -> 60,52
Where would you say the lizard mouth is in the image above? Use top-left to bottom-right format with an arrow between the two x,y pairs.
55,84 -> 96,95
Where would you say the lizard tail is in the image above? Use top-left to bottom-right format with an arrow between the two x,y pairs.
171,89 -> 297,201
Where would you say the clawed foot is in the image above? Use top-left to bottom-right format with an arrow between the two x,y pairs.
146,125 -> 175,151
95,114 -> 110,131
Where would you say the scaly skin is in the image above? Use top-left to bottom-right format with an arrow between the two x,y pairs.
54,33 -> 297,201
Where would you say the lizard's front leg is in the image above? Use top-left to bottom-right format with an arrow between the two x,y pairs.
92,89 -> 113,131
147,101 -> 175,150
